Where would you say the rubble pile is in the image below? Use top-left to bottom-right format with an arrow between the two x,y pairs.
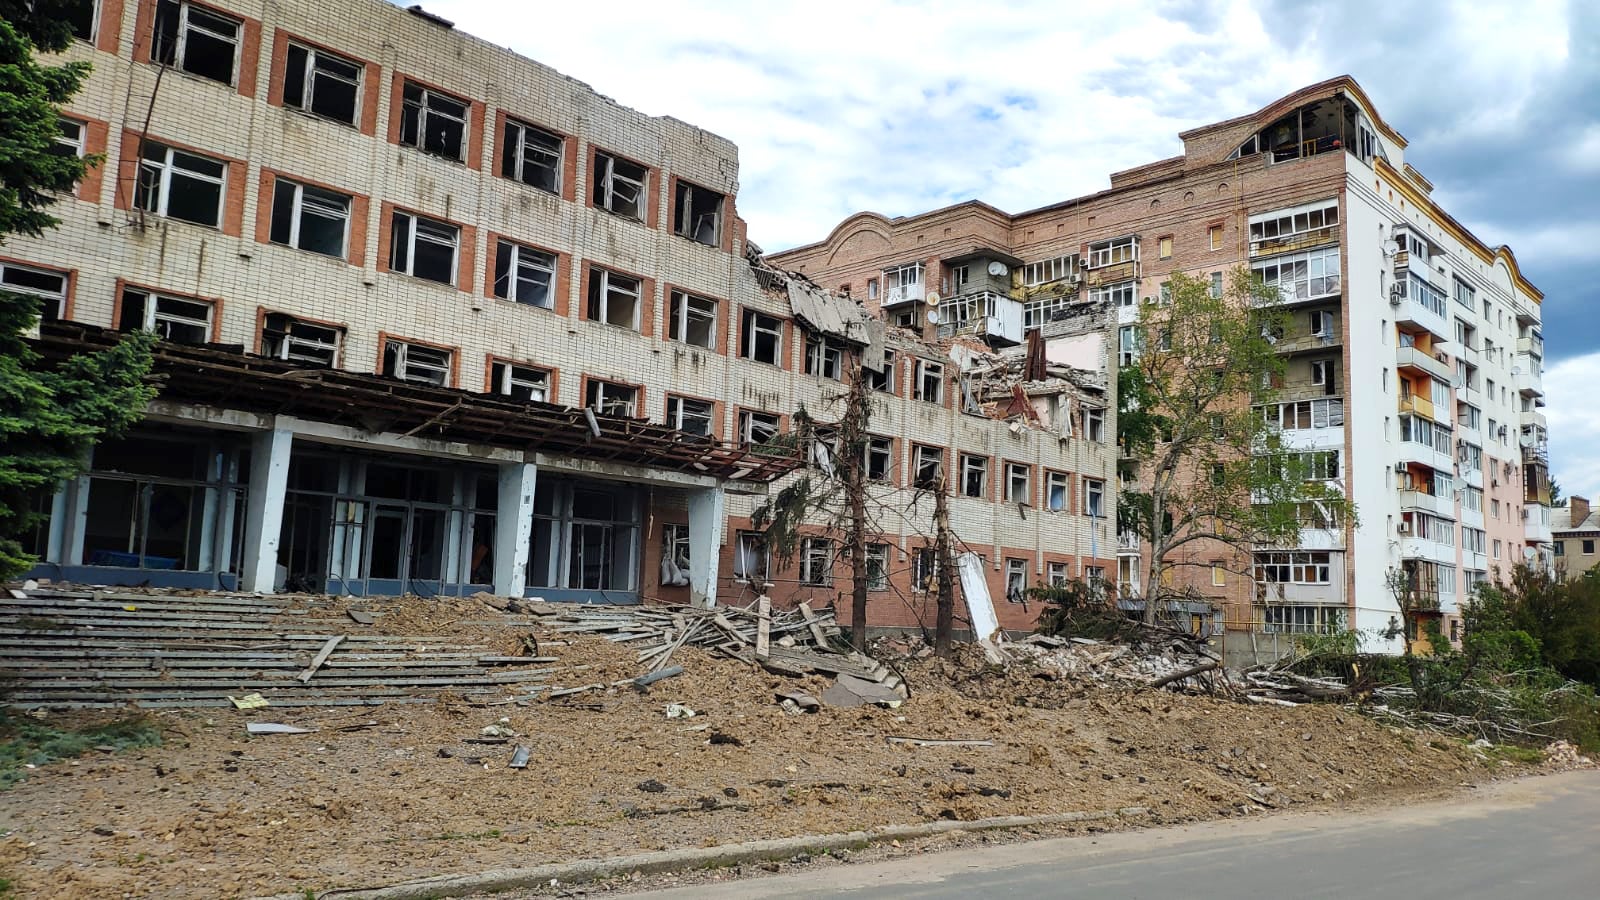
1006,634 -> 1222,688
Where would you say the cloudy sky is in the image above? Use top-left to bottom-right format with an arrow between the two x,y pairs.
414,0 -> 1597,500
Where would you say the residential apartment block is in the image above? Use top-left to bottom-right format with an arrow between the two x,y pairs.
1553,497 -> 1600,581
13,0 -> 1117,633
772,77 -> 1551,652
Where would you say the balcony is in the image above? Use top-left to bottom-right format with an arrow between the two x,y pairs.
1517,334 -> 1543,357
1513,359 -> 1543,397
1455,343 -> 1480,367
1398,535 -> 1457,565
1525,520 -> 1553,543
1399,489 -> 1454,519
1398,394 -> 1436,421
935,291 -> 1023,345
1118,530 -> 1141,554
882,282 -> 925,308
1249,225 -> 1339,258
1398,442 -> 1454,474
1396,346 -> 1452,382
1277,330 -> 1341,355
1391,280 -> 1450,342
1457,384 -> 1483,408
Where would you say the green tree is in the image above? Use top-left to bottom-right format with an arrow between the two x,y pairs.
1117,269 -> 1355,626
0,10 -> 157,578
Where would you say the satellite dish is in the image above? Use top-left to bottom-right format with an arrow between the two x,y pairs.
925,291 -> 941,307
1451,370 -> 1464,389
987,261 -> 1009,277
926,309 -> 941,325
1519,430 -> 1536,447
1523,546 -> 1537,560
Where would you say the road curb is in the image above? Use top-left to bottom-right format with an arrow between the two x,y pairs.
263,806 -> 1151,900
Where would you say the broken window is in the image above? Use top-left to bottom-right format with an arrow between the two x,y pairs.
1086,236 -> 1137,268
1047,471 -> 1068,511
283,42 -> 361,126
864,436 -> 892,482
1022,255 -> 1078,286
961,454 -> 987,498
1,262 -> 69,321
804,334 -> 845,380
152,0 -> 240,86
399,81 -> 469,161
1023,296 -> 1070,330
866,543 -> 890,592
800,538 -> 833,587
912,547 -> 936,593
53,118 -> 86,159
668,291 -> 717,348
491,361 -> 550,402
501,117 -> 562,193
1311,358 -> 1338,394
740,310 -> 783,365
914,359 -> 944,404
587,379 -> 638,417
1119,325 -> 1139,366
913,445 -> 943,491
261,313 -> 341,366
135,142 -> 226,227
666,395 -> 714,437
119,288 -> 212,343
493,240 -> 556,308
381,340 -> 451,385
389,211 -> 458,285
730,531 -> 768,583
1084,478 -> 1106,518
1048,561 -> 1068,587
673,179 -> 723,245
270,179 -> 350,257
1084,407 -> 1105,442
739,410 -> 779,449
586,267 -> 640,329
864,350 -> 895,392
67,0 -> 98,42
1004,558 -> 1027,603
592,151 -> 646,220
1005,462 -> 1031,505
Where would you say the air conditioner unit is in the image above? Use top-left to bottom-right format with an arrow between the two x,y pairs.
1396,522 -> 1413,535
1394,462 -> 1409,474
1390,282 -> 1408,304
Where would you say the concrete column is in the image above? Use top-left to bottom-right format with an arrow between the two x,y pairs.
493,461 -> 537,597
240,427 -> 293,593
686,486 -> 726,609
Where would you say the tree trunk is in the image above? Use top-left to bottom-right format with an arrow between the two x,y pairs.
845,367 -> 871,652
933,473 -> 955,658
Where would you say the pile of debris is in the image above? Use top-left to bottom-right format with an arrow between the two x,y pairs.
538,598 -> 907,702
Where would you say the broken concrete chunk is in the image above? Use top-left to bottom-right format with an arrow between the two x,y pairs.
246,723 -> 314,735
665,703 -> 696,719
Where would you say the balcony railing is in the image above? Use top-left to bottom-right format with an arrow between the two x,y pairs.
1396,346 -> 1452,382
883,283 -> 924,307
1118,531 -> 1141,553
936,291 -> 1024,345
1399,394 -> 1435,421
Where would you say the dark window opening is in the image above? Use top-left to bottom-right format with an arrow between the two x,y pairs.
493,240 -> 555,308
400,81 -> 468,161
586,267 -> 640,329
269,179 -> 350,257
668,290 -> 716,348
389,211 -> 458,284
673,179 -> 723,245
913,445 -> 943,490
502,118 -> 562,193
283,42 -> 361,125
119,288 -> 212,344
740,310 -> 782,365
593,151 -> 646,220
864,350 -> 895,392
152,0 -> 241,86
261,313 -> 341,366
587,379 -> 638,417
1,262 -> 69,321
667,396 -> 714,437
491,361 -> 549,402
135,142 -> 225,227
381,341 -> 451,385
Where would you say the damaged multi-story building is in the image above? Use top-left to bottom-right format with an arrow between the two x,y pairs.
773,76 -> 1551,655
13,0 -> 1118,634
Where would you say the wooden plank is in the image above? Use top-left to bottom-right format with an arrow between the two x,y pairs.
755,595 -> 772,660
298,635 -> 347,682
798,602 -> 830,647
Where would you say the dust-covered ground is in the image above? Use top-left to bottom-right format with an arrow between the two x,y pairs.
0,596 -> 1549,899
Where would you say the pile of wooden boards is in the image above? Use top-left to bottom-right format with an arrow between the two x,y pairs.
0,587 -> 569,710
546,598 -> 907,697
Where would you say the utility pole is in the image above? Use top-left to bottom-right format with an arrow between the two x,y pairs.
933,472 -> 955,658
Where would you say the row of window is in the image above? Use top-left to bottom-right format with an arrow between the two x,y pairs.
804,436 -> 1106,512
79,1 -> 726,245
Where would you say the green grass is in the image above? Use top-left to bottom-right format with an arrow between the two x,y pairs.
0,710 -> 163,788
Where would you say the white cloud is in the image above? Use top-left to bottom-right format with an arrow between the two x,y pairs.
1544,352 -> 1600,503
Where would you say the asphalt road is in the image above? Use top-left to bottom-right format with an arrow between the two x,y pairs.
616,771 -> 1600,899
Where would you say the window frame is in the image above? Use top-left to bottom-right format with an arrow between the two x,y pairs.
739,309 -> 784,365
586,378 -> 639,418
261,312 -> 342,367
673,178 -> 723,246
152,0 -> 242,87
490,360 -> 551,402
118,287 -> 213,344
492,239 -> 557,309
1004,462 -> 1031,505
738,409 -> 780,449
1084,477 -> 1106,518
865,543 -> 890,592
282,40 -> 362,126
586,266 -> 642,330
388,210 -> 460,285
1046,470 -> 1069,512
960,453 -> 988,499
399,80 -> 470,162
800,537 -> 834,587
912,444 -> 943,491
1,261 -> 70,321
733,531 -> 770,584
501,116 -> 563,194
592,150 -> 648,220
665,395 -> 715,437
667,290 -> 717,349
381,339 -> 452,386
1004,557 -> 1028,603
135,141 -> 227,227
864,435 -> 893,482
914,358 -> 945,404
804,333 -> 846,380
269,177 -> 351,258
54,117 -> 87,159
864,349 -> 896,392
